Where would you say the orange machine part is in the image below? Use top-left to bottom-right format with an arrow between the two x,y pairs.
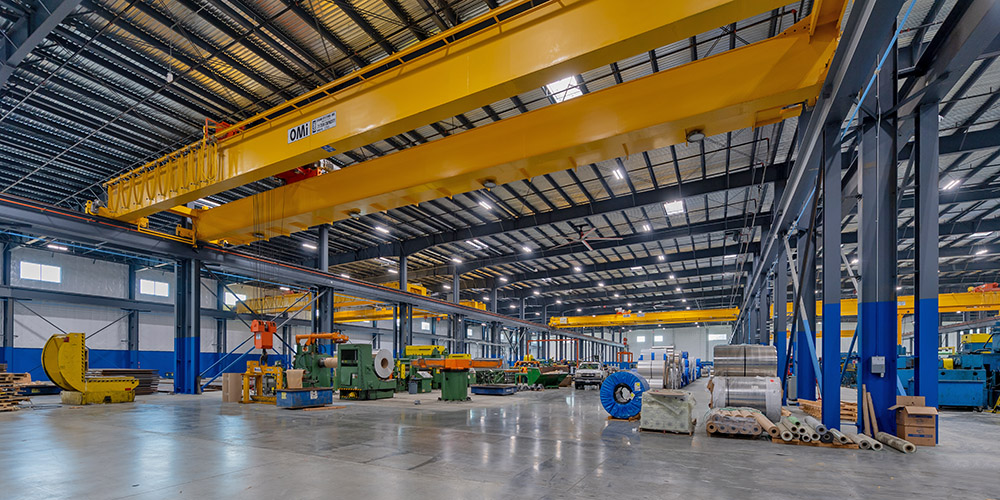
252,319 -> 276,349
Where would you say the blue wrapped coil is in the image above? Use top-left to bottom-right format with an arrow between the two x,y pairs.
600,370 -> 650,419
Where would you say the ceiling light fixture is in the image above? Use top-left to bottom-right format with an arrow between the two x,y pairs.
482,179 -> 497,189
658,255 -> 665,261
556,299 -> 562,304
302,242 -> 317,250
444,285 -> 451,290
388,269 -> 398,274
499,277 -> 509,282
279,286 -> 290,291
46,243 -> 68,251
975,249 -> 988,255
341,273 -> 350,279
576,308 -> 582,312
971,232 -> 993,238
479,201 -> 492,210
510,304 -> 517,309
662,200 -> 685,215
613,169 -> 624,180
669,274 -> 675,279
375,226 -> 390,234
613,293 -> 619,297
573,266 -> 582,272
642,224 -> 651,232
451,257 -> 463,263
943,179 -> 961,190
533,290 -> 540,295
522,246 -> 531,253
597,282 -> 604,287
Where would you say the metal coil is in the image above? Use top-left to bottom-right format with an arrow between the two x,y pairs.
712,344 -> 777,376
710,376 -> 782,421
637,346 -> 673,388
600,370 -> 650,419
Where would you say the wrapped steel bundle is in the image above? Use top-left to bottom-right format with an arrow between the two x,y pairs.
710,376 -> 783,421
600,370 -> 650,419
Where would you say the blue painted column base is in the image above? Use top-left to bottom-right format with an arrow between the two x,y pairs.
174,336 -> 201,394
859,300 -> 898,436
821,303 -> 841,430
914,298 -> 939,408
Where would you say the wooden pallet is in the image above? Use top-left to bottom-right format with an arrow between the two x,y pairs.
0,372 -> 33,412
607,414 -> 640,422
774,438 -> 860,450
641,427 -> 694,435
798,399 -> 858,421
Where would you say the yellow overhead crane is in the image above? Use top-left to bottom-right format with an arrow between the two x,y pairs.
89,0 -> 844,246
550,292 -> 1000,328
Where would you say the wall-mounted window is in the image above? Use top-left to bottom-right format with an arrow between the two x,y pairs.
636,335 -> 646,343
224,292 -> 247,307
20,262 -> 61,283
139,279 -> 170,297
708,333 -> 727,341
421,321 -> 431,331
654,335 -> 664,342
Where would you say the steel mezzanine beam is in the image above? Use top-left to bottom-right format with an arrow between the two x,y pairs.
101,0 -> 793,223
550,307 -> 740,328
196,16 -> 838,243
0,194 -> 619,346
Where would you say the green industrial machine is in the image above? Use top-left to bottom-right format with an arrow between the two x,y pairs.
292,343 -> 337,388
440,370 -> 470,401
395,345 -> 448,393
337,344 -> 395,400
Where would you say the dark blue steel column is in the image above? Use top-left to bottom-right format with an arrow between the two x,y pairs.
858,44 -> 899,434
215,281 -> 227,355
822,124 -> 842,429
796,229 -> 817,401
174,259 -> 201,394
775,249 -> 788,378
318,225 -> 333,353
127,264 -> 140,368
1,244 -> 12,367
914,102 -> 939,408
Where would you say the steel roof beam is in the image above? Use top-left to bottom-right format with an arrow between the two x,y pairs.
0,0 -> 82,88
331,167 -> 786,265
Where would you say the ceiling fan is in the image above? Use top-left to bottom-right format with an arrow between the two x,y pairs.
552,223 -> 622,251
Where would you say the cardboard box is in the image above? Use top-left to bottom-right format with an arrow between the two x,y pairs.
221,373 -> 243,403
888,395 -> 937,446
286,369 -> 304,389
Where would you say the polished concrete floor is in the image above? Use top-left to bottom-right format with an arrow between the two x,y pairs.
2,378 -> 998,500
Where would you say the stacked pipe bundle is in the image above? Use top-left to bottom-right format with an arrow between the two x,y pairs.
710,376 -> 782,422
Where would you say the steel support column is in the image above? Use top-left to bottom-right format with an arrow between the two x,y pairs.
127,264 -> 140,368
822,124 -> 842,429
1,244 -> 12,367
451,267 -> 460,304
774,251 -> 788,380
796,229 -> 817,401
913,101 -> 939,408
858,44 -> 899,434
490,286 -> 498,313
216,281 -> 227,355
318,225 -> 333,343
174,259 -> 201,394
759,286 -> 770,345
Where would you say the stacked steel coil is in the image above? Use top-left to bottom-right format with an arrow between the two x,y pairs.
712,344 -> 777,377
710,376 -> 782,421
636,346 -> 673,388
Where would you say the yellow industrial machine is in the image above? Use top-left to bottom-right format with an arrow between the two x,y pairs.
241,360 -> 285,404
41,333 -> 138,405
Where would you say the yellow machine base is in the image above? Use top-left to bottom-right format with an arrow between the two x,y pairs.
61,390 -> 136,405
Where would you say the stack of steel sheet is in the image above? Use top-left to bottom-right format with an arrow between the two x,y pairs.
89,369 -> 160,395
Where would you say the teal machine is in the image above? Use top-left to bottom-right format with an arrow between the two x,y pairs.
899,330 -> 999,410
293,343 -> 337,388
